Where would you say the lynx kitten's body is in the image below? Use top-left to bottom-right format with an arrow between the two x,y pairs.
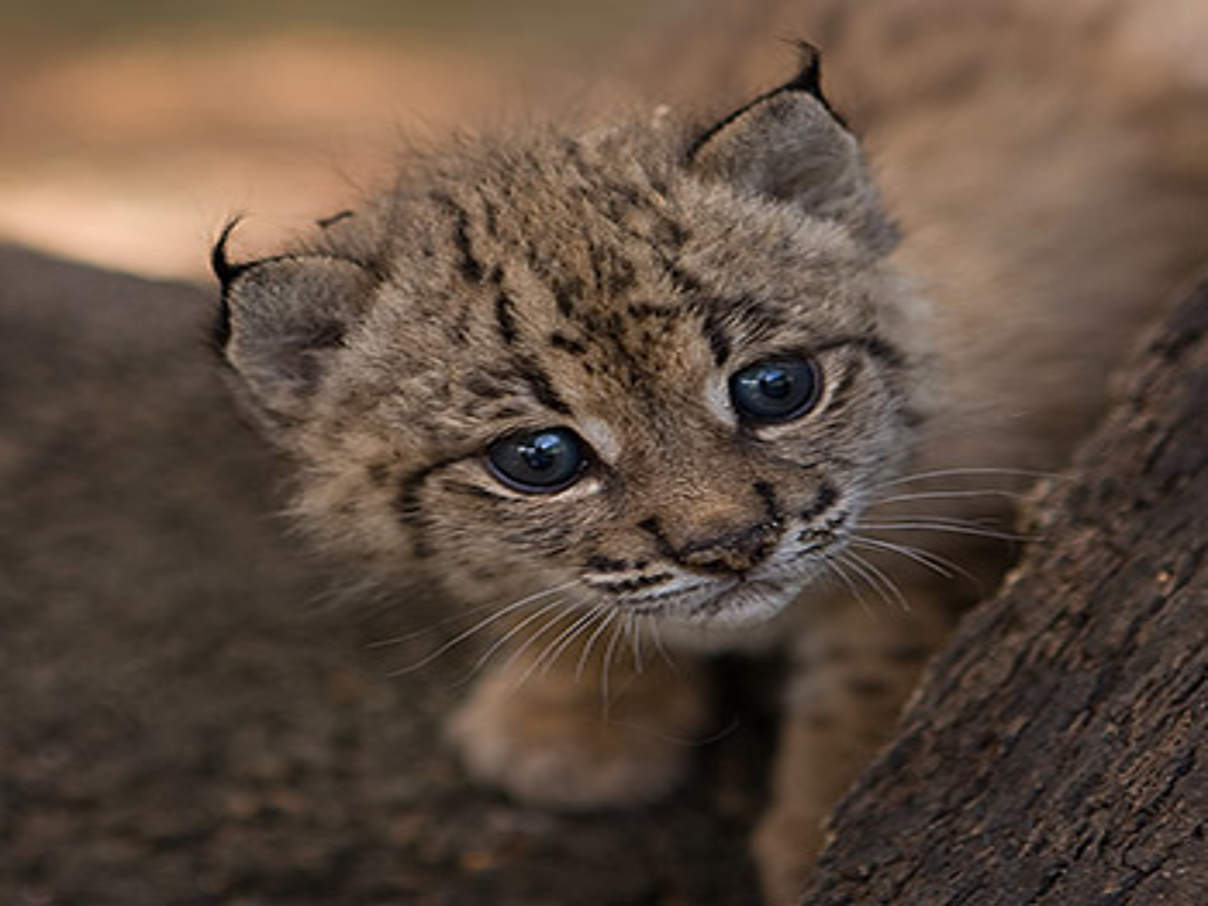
215,2 -> 1208,902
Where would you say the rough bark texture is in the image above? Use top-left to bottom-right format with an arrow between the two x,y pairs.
801,278 -> 1208,905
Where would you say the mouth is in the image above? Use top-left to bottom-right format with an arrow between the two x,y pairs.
603,531 -> 848,627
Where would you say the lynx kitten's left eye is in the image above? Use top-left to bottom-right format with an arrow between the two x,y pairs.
729,357 -> 822,423
486,427 -> 587,493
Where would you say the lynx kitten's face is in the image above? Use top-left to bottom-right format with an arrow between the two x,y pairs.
217,57 -> 923,629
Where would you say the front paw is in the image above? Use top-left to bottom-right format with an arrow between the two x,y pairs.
447,656 -> 708,810
752,806 -> 829,906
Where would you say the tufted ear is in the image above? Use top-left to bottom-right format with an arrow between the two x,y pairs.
211,221 -> 377,429
687,44 -> 898,255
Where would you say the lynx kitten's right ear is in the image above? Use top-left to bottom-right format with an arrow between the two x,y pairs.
688,44 -> 898,255
212,221 -> 377,429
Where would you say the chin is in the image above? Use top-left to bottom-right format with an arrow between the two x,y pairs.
653,577 -> 807,631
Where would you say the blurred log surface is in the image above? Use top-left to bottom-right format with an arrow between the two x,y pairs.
0,246 -> 770,906
5,247 -> 1206,906
801,278 -> 1208,905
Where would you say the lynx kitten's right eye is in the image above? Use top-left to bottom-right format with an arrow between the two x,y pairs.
728,357 -> 821,424
486,427 -> 588,494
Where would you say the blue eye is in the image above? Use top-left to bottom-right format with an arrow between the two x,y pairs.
486,427 -> 587,493
729,357 -> 821,423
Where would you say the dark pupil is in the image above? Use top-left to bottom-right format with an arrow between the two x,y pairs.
519,433 -> 564,473
758,367 -> 792,399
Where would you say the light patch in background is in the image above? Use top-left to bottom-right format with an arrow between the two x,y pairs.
0,1 -> 652,282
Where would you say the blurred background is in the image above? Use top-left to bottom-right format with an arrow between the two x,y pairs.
0,0 -> 677,282
0,9 -> 786,906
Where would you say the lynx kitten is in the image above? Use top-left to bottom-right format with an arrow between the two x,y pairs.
214,13 -> 1208,902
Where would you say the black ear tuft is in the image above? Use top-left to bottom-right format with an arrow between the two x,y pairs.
209,217 -> 248,354
686,42 -> 898,255
211,216 -> 252,291
776,41 -> 847,129
211,217 -> 263,354
687,41 -> 845,163
316,209 -> 355,230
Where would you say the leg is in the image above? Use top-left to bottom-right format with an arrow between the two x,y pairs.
448,615 -> 712,809
753,594 -> 955,905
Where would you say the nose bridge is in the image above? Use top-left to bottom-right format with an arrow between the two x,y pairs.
634,447 -> 784,574
669,472 -> 766,540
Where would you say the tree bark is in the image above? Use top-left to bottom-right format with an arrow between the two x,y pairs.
800,278 -> 1208,905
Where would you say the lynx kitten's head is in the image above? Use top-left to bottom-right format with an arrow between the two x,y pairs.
215,50 -> 925,628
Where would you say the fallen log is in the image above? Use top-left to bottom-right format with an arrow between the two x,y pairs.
801,277 -> 1208,904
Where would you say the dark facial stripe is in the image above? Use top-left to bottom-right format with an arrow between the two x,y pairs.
552,276 -> 585,317
636,516 -> 677,561
585,554 -> 630,573
753,479 -> 783,524
464,371 -> 508,400
495,291 -> 519,344
430,192 -> 485,283
512,356 -> 573,416
550,332 -> 587,356
627,302 -> 680,320
801,482 -> 838,521
701,309 -> 732,366
395,454 -> 463,556
316,209 -> 354,229
589,573 -> 674,594
668,265 -> 703,294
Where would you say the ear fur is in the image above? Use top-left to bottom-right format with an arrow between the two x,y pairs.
688,43 -> 898,255
212,223 -> 376,428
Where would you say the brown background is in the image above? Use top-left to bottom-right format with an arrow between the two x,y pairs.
0,0 -> 668,280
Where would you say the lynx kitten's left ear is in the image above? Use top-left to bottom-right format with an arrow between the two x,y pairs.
688,43 -> 898,255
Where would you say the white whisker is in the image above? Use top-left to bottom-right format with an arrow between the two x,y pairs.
850,536 -> 952,578
535,601 -> 610,679
877,467 -> 1057,490
375,578 -> 577,655
386,584 -> 575,676
869,488 -> 1025,507
447,594 -> 572,686
863,511 -> 1004,528
646,615 -> 677,672
575,606 -> 617,679
855,519 -> 1034,543
825,555 -> 875,619
366,597 -> 523,649
501,603 -> 579,693
851,535 -> 985,594
601,616 -> 626,714
845,550 -> 911,612
629,613 -> 644,674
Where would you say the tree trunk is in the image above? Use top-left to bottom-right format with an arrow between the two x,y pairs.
800,278 -> 1208,905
